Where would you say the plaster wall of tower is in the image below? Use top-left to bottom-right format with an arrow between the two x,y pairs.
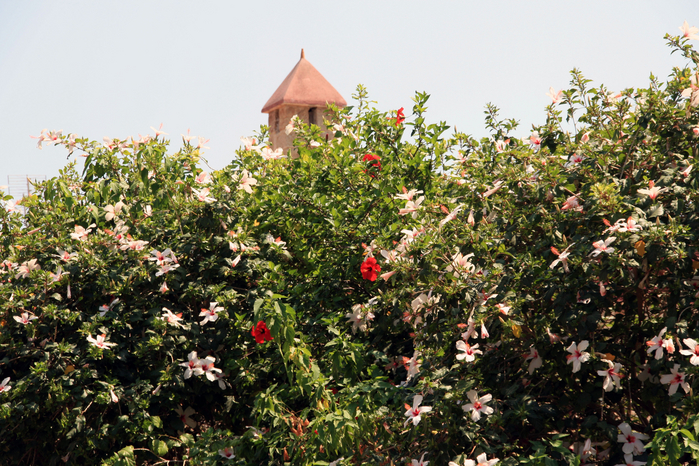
267,104 -> 335,151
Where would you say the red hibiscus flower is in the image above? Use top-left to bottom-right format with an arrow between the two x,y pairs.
394,107 -> 405,127
360,257 -> 381,281
251,321 -> 273,344
362,154 -> 381,178
362,153 -> 381,169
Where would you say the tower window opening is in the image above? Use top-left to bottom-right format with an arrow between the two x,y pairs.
274,110 -> 280,132
308,107 -> 316,126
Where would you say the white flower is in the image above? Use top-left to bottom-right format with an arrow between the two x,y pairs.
659,364 -> 690,395
446,252 -> 475,278
411,452 -> 429,466
13,312 -> 38,325
159,307 -> 183,327
70,224 -> 95,241
175,406 -> 197,429
566,340 -> 590,373
589,237 -> 616,257
0,377 -> 11,394
462,390 -> 493,421
403,394 -> 432,426
680,338 -> 699,365
87,334 -> 116,349
237,170 -> 258,194
456,341 -> 482,363
617,422 -> 649,455
597,360 -> 623,391
179,351 -> 203,379
199,302 -> 224,325
192,187 -> 216,203
449,452 -> 499,466
525,347 -> 542,374
218,447 -> 235,460
104,201 -> 125,221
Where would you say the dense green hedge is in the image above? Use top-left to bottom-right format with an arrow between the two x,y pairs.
2,31 -> 699,466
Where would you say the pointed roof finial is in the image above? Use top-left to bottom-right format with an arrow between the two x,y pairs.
261,49 -> 347,113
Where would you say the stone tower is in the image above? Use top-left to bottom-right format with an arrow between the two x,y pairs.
261,49 -> 347,151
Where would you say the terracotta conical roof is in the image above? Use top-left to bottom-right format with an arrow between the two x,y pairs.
261,49 -> 347,113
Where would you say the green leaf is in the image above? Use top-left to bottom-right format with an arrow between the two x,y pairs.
150,439 -> 168,456
667,435 -> 681,466
648,203 -> 664,218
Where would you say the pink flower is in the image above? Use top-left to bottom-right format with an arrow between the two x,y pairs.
660,364 -> 690,395
482,180 -> 504,198
617,422 -> 648,455
240,137 -> 261,152
199,302 -> 224,325
456,341 -> 482,362
218,447 -> 236,460
395,188 -> 424,201
0,377 -> 11,394
87,334 -> 116,349
462,390 -> 494,421
196,136 -> 209,150
616,217 -> 642,233
566,340 -> 590,373
403,351 -> 421,380
403,394 -> 432,426
597,360 -> 623,391
680,338 -> 699,365
398,197 -> 425,218
175,406 -> 197,429
180,351 -> 203,379
614,453 -> 647,466
550,243 -> 574,272
646,327 -> 674,359
526,131 -> 542,149
681,73 -> 699,107
260,147 -> 285,160
195,171 -> 212,185
13,312 -> 38,325
192,187 -> 216,203
237,170 -> 258,194
561,195 -> 582,211
110,388 -> 119,403
495,303 -> 511,315
589,237 -> 616,257
449,452 -> 499,466
446,252 -> 476,278
198,356 -> 223,381
637,180 -> 668,200
440,204 -> 463,227
70,224 -> 95,241
411,452 -> 429,466
525,347 -> 542,374
679,20 -> 699,40
150,123 -> 168,138
159,307 -> 183,327
546,87 -> 563,104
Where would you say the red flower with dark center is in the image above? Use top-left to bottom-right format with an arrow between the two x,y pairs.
362,154 -> 381,178
360,257 -> 381,281
362,153 -> 381,169
251,321 -> 273,344
395,107 -> 405,127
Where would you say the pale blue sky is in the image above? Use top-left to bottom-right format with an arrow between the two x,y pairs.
1,1 -> 698,195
